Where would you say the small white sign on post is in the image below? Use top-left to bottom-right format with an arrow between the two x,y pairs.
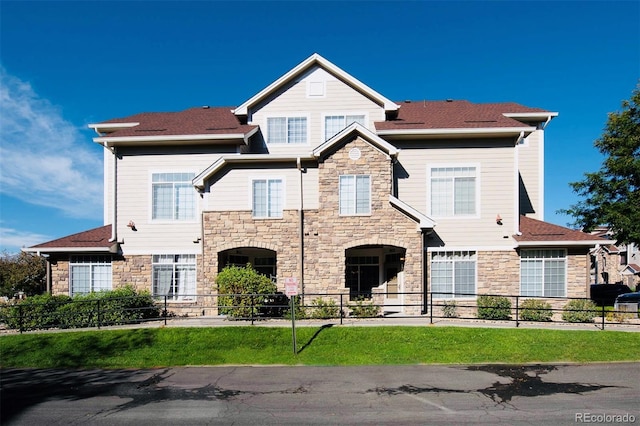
284,277 -> 299,296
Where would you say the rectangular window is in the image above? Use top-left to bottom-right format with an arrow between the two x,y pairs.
339,175 -> 370,215
152,254 -> 196,301
430,167 -> 476,216
325,114 -> 366,140
431,251 -> 476,298
152,172 -> 196,221
70,255 -> 112,296
267,116 -> 307,144
253,179 -> 283,218
521,249 -> 566,297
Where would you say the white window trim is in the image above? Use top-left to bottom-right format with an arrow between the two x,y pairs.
264,114 -> 310,145
70,255 -> 113,296
339,174 -> 371,216
321,112 -> 368,141
519,248 -> 568,297
426,163 -> 481,219
250,176 -> 286,219
149,170 -> 199,224
151,254 -> 197,302
430,250 -> 477,300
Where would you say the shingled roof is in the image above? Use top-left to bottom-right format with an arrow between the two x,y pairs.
375,100 -> 551,131
24,225 -> 116,253
92,107 -> 257,138
514,216 -> 609,246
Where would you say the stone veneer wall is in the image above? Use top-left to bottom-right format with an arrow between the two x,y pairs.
203,136 -> 427,315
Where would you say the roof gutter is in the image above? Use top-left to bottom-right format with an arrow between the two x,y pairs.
376,126 -> 536,138
94,131 -> 256,147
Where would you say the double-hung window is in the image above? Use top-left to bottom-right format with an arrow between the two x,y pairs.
152,254 -> 196,301
70,255 -> 112,296
431,251 -> 476,298
324,114 -> 366,140
267,116 -> 307,144
152,172 -> 196,221
339,175 -> 370,215
520,249 -> 566,297
253,178 -> 283,218
430,167 -> 477,216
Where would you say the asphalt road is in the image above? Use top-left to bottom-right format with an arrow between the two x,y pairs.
2,363 -> 638,425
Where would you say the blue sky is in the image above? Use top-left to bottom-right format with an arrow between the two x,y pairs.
0,1 -> 638,254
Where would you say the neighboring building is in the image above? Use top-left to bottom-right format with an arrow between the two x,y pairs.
25,54 -> 609,315
589,226 -> 640,290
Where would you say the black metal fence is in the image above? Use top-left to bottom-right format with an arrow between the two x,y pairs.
1,291 -> 638,333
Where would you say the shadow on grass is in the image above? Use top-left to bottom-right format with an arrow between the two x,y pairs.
1,329 -> 157,369
297,324 -> 333,354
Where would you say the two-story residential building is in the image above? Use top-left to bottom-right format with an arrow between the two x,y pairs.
589,226 -> 640,290
26,54 -> 607,315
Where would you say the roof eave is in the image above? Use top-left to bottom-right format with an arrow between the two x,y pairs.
93,131 -> 256,147
515,240 -> 610,247
22,246 -> 114,254
376,126 -> 536,139
313,123 -> 400,159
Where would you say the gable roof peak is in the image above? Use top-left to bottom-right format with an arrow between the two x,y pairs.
234,54 -> 399,116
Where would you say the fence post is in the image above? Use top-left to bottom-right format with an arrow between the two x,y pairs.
97,298 -> 102,329
340,293 -> 343,325
601,303 -> 605,330
429,292 -> 433,324
251,294 -> 255,325
164,296 -> 168,326
18,304 -> 23,334
515,296 -> 519,328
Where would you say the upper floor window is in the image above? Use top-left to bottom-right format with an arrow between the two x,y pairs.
325,114 -> 366,140
430,166 -> 477,217
70,255 -> 112,296
152,172 -> 196,221
339,175 -> 370,215
267,116 -> 307,144
520,249 -> 566,297
152,254 -> 196,301
253,178 -> 283,218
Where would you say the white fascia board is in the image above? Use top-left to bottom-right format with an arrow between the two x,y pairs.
503,112 -> 559,120
376,126 -> 537,137
234,53 -> 399,116
193,153 -> 314,189
22,247 -> 112,254
313,123 -> 399,158
389,195 -> 436,229
88,122 -> 140,131
516,240 -> 611,247
93,130 -> 255,146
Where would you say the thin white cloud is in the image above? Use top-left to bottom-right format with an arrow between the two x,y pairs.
0,67 -> 103,218
0,226 -> 52,253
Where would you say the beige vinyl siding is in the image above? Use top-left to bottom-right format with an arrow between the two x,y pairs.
250,68 -> 385,155
518,129 -> 543,219
206,166 -> 319,211
115,147 -> 230,254
395,139 -> 517,247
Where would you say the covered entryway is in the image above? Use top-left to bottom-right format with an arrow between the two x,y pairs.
345,245 -> 406,313
218,247 -> 277,280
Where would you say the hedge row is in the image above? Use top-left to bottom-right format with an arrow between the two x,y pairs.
0,286 -> 160,331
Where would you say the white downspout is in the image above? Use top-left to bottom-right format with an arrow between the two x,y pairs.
297,157 -> 304,299
109,145 -> 118,242
515,132 -> 523,236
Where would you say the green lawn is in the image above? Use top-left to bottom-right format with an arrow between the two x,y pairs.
1,326 -> 638,368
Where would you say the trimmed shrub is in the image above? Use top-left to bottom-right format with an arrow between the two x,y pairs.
562,299 -> 598,323
216,264 -> 277,319
310,297 -> 340,319
519,299 -> 553,322
1,287 -> 159,330
283,295 -> 307,320
477,295 -> 512,320
348,297 -> 380,318
442,300 -> 458,318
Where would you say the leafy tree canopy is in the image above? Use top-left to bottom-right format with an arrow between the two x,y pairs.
0,251 -> 47,297
562,84 -> 640,245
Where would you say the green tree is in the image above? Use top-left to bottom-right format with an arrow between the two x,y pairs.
0,251 -> 46,298
562,84 -> 640,244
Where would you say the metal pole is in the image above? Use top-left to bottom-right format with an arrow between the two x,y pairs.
515,296 -> 519,328
291,295 -> 297,354
429,291 -> 433,324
